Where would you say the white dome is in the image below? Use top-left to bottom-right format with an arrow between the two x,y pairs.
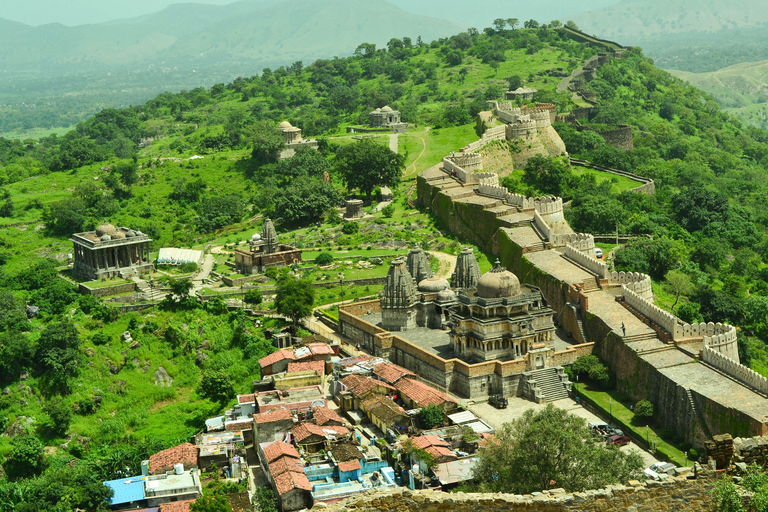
476,260 -> 521,299
381,106 -> 393,113
252,233 -> 262,241
418,275 -> 449,293
279,121 -> 292,129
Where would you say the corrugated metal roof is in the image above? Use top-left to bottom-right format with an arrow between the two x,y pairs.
104,476 -> 145,505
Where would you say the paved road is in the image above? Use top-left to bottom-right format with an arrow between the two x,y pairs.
389,133 -> 398,153
192,253 -> 215,293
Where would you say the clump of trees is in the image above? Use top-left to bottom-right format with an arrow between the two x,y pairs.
469,404 -> 643,493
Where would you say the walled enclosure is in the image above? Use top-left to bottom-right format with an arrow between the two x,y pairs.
417,162 -> 767,447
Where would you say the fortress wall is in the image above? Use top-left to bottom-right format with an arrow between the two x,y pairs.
319,470 -> 721,512
703,348 -> 768,396
569,158 -> 655,195
622,286 -> 679,339
451,153 -> 483,171
553,232 -> 595,252
533,209 -> 553,242
564,244 -> 609,279
534,196 -> 564,223
596,125 -> 634,151
609,271 -> 652,300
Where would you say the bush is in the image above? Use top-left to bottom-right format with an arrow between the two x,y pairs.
382,203 -> 395,218
244,289 -> 263,307
315,252 -> 334,265
634,399 -> 653,418
264,267 -> 278,279
342,222 -> 359,234
179,262 -> 198,273
420,403 -> 445,429
91,332 -> 110,345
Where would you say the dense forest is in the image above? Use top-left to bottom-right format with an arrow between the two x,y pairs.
3,21 -> 768,510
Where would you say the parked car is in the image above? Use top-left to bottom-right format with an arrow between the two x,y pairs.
649,462 -> 676,475
606,434 -> 631,447
488,394 -> 508,409
594,248 -> 604,259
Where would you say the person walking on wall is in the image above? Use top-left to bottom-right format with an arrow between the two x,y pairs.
621,322 -> 626,337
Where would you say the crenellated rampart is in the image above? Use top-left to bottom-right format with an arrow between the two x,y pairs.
609,271 -> 652,300
703,348 -> 768,396
564,244 -> 609,279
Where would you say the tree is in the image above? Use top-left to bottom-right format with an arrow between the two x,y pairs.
197,370 -> 235,403
634,399 -> 653,418
244,289 -> 263,307
572,355 -> 610,387
506,74 -> 523,91
471,405 -> 643,493
167,277 -> 194,300
248,120 -> 285,165
189,493 -> 233,512
420,404 -> 444,429
45,398 -> 73,436
0,197 -> 14,217
315,252 -> 334,265
275,274 -> 315,333
665,270 -> 694,309
253,486 -> 279,512
0,332 -> 35,385
271,178 -> 339,225
5,434 -> 46,479
36,322 -> 82,392
334,139 -> 405,200
522,156 -> 571,196
197,194 -> 243,233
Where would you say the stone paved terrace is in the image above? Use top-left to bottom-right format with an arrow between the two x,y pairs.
524,249 -> 594,286
586,289 -> 656,339
502,226 -> 545,250
498,211 -> 534,226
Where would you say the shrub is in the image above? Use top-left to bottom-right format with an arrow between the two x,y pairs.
179,262 -> 198,273
244,289 -> 263,307
420,403 -> 444,429
264,267 -> 278,280
342,222 -> 359,234
315,252 -> 334,265
382,203 -> 395,218
634,399 -> 653,418
91,332 -> 110,345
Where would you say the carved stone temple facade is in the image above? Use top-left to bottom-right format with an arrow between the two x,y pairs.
234,219 -> 302,274
71,223 -> 153,280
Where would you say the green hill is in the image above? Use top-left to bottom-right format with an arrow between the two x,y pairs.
3,25 -> 768,509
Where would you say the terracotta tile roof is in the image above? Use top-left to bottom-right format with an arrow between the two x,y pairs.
337,459 -> 361,472
292,422 -> 350,443
269,455 -> 306,477
336,354 -> 374,367
411,435 -> 456,460
340,374 -> 395,398
411,435 -> 450,450
273,470 -> 312,495
312,406 -> 345,426
307,343 -> 335,356
259,349 -> 296,369
287,360 -> 325,376
254,408 -> 293,424
148,443 -> 199,475
225,418 -> 254,432
372,362 -> 415,384
394,378 -> 453,407
159,499 -> 196,512
330,443 -> 363,463
263,441 -> 300,463
365,397 -> 408,423
238,394 -> 256,404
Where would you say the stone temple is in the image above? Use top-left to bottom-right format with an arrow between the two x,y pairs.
368,106 -> 407,132
278,121 -> 318,159
71,223 -> 153,280
234,219 -> 302,274
449,260 -> 556,364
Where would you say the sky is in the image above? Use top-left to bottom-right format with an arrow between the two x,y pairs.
0,0 -> 236,26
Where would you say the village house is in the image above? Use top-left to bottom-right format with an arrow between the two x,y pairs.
360,395 -> 411,433
253,408 -> 295,444
292,422 -> 351,453
259,441 -> 313,512
256,385 -> 326,415
148,443 -> 199,475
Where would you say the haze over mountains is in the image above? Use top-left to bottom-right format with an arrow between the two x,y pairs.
3,0 -> 768,134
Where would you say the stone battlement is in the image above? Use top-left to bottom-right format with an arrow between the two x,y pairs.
318,470 -> 720,512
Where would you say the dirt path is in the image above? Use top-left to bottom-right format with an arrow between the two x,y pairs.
406,133 -> 427,177
429,250 -> 457,280
389,133 -> 399,153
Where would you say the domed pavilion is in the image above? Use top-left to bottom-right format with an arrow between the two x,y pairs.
449,260 -> 556,364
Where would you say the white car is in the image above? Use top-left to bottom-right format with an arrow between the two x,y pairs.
594,248 -> 603,259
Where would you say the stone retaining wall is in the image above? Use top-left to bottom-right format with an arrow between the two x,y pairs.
533,209 -> 553,242
79,281 -> 137,298
318,471 -> 720,512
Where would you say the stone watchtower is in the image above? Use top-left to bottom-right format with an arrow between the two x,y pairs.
262,218 -> 279,255
451,248 -> 481,290
406,246 -> 433,283
380,258 -> 417,331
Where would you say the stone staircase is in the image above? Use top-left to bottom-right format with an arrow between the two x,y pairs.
568,303 -> 589,343
686,389 -> 713,440
132,277 -> 166,302
580,276 -> 601,293
522,367 -> 572,403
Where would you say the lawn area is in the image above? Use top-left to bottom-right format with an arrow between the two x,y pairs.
81,278 -> 134,289
576,383 -> 697,467
571,165 -> 643,193
0,125 -> 73,140
400,125 -> 479,177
